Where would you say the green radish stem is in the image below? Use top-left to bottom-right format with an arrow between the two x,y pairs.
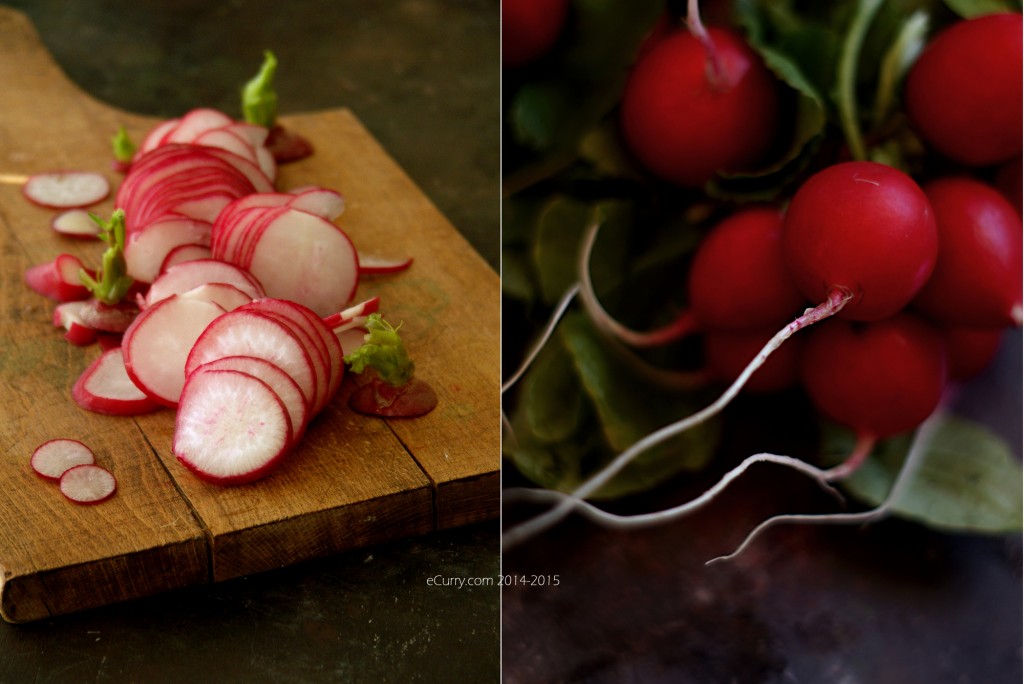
837,0 -> 885,161
706,405 -> 946,565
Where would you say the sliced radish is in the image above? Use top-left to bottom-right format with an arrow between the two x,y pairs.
125,216 -> 212,283
59,464 -> 117,504
179,282 -> 253,311
349,376 -> 438,418
31,438 -> 96,480
336,325 -> 369,356
322,296 -> 381,330
358,255 -> 413,275
266,124 -> 314,163
164,108 -> 236,145
23,171 -> 110,209
145,259 -> 265,307
72,347 -> 161,415
52,209 -> 101,239
24,253 -> 91,302
288,187 -> 345,220
77,299 -> 140,333
122,295 -> 226,406
159,243 -> 213,273
173,369 -> 292,485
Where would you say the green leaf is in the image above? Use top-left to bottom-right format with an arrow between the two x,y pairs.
342,314 -> 414,387
942,0 -> 1021,17
823,416 -> 1023,533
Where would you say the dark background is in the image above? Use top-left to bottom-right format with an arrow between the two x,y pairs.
0,1 -> 499,682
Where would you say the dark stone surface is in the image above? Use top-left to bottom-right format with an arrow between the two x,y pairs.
0,1 -> 499,681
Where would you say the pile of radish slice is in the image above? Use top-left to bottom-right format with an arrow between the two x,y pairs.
22,106 -> 417,490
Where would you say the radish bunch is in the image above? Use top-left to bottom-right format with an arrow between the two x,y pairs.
502,4 -> 1023,555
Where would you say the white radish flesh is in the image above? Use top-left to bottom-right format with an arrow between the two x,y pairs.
23,171 -> 110,209
31,439 -> 96,480
179,282 -> 254,311
358,255 -> 413,275
145,259 -> 265,307
72,347 -> 161,416
124,216 -> 212,283
159,244 -> 213,273
59,464 -> 117,504
173,369 -> 291,485
52,209 -> 101,239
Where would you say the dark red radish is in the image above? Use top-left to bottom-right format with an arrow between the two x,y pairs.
349,374 -> 438,418
23,171 -> 110,209
688,206 -> 804,330
782,161 -> 938,322
31,439 -> 95,480
995,157 -> 1022,217
24,253 -> 92,302
941,325 -> 1004,382
121,295 -> 226,407
265,124 -> 314,164
619,26 -> 780,187
702,328 -> 804,394
904,13 -> 1023,166
912,177 -> 1023,327
72,347 -> 162,415
502,0 -> 569,68
800,313 -> 948,439
52,209 -> 101,239
173,369 -> 292,485
59,464 -> 117,504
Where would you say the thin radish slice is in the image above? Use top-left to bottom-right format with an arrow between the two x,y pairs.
336,326 -> 369,356
23,171 -> 110,209
322,296 -> 380,330
54,301 -> 98,346
145,259 -> 265,307
137,118 -> 180,156
358,255 -> 413,275
180,282 -> 253,311
349,376 -> 438,418
173,369 -> 292,485
122,295 -> 226,407
159,243 -> 213,273
77,299 -> 140,333
52,209 -> 101,239
25,253 -> 91,302
125,216 -> 212,283
73,347 -> 161,415
165,108 -> 236,144
288,187 -> 345,220
31,439 -> 95,480
59,464 -> 117,504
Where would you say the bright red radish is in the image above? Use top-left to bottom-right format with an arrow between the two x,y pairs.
799,313 -> 947,439
173,369 -> 292,485
72,347 -> 162,415
122,295 -> 226,406
912,177 -> 1023,327
59,464 -> 117,504
941,325 -> 1004,382
23,171 -> 110,209
31,439 -> 95,480
689,206 -> 804,330
52,209 -> 101,239
782,161 -> 938,322
702,328 -> 804,394
904,13 -> 1023,166
619,26 -> 780,186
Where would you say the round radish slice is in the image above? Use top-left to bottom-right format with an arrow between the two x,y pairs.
358,255 -> 413,275
31,439 -> 96,480
23,171 -> 110,209
173,369 -> 292,485
52,209 -> 101,239
145,259 -> 265,307
179,282 -> 254,311
122,295 -> 226,407
72,347 -> 161,416
159,243 -> 213,274
59,464 -> 117,504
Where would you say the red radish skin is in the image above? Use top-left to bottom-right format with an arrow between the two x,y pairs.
159,243 -> 214,274
689,206 -> 805,330
800,314 -> 948,439
912,177 -> 1023,327
702,328 -> 804,394
173,369 -> 292,485
782,161 -> 938,322
904,13 -> 1023,166
24,253 -> 92,302
941,325 -> 1004,382
23,171 -> 111,209
59,464 -> 117,504
266,125 -> 314,164
619,27 -> 780,187
31,439 -> 96,480
52,209 -> 101,239
72,347 -> 162,415
502,0 -> 569,68
54,301 -> 98,346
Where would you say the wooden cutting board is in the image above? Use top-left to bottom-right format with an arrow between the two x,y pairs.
0,7 -> 498,623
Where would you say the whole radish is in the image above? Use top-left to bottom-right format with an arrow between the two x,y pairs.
703,327 -> 804,394
800,313 -> 948,439
782,161 -> 938,322
688,205 -> 805,330
941,325 -> 1004,382
619,26 -> 780,187
904,12 -> 1023,166
912,177 -> 1023,328
502,0 -> 570,68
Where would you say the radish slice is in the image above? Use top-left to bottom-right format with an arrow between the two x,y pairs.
25,253 -> 91,302
23,171 -> 110,209
31,439 -> 96,480
145,259 -> 265,307
72,347 -> 161,415
59,464 -> 117,504
159,243 -> 213,273
54,301 -> 98,346
52,209 -> 101,239
349,376 -> 439,418
173,369 -> 292,485
358,255 -> 413,275
122,295 -> 226,407
179,282 -> 253,311
77,299 -> 140,333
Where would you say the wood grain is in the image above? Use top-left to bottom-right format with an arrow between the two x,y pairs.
0,7 -> 498,621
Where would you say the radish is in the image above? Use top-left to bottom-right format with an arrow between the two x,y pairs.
76,299 -> 139,333
242,51 -> 314,164
941,325 -> 1004,383
702,327 -> 804,394
124,216 -> 212,283
31,439 -> 96,480
72,347 -> 162,416
53,301 -> 98,346
159,244 -> 214,273
59,464 -> 117,505
52,209 -> 102,239
179,282 -> 254,311
173,368 -> 292,485
24,253 -> 91,302
619,2 -> 780,186
121,295 -> 227,406
143,259 -> 265,307
502,0 -> 570,68
904,13 -> 1022,166
22,171 -> 110,209
358,255 -> 414,276
912,177 -> 1023,328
